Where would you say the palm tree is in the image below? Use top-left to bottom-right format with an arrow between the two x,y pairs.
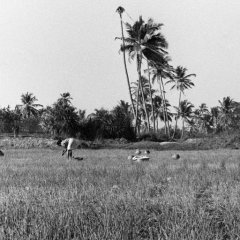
58,92 -> 73,106
218,96 -> 235,130
111,100 -> 135,139
116,6 -> 136,120
131,76 -> 154,131
193,103 -> 211,134
116,100 -> 132,116
117,16 -> 168,133
174,100 -> 194,138
152,95 -> 172,131
147,56 -> 174,136
18,92 -> 43,118
167,66 -> 196,138
146,61 -> 155,132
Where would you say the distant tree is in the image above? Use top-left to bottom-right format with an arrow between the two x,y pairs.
78,109 -> 86,121
40,93 -> 79,137
167,66 -> 196,138
218,96 -> 235,130
111,100 -> 135,139
0,106 -> 21,137
18,92 -> 43,118
192,103 -> 212,134
174,100 -> 194,138
210,107 -> 220,132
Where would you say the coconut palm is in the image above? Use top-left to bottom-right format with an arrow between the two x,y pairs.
146,61 -> 155,131
167,66 -> 196,138
18,92 -> 43,118
116,6 -> 136,120
117,16 -> 168,132
58,92 -> 73,106
147,56 -> 174,136
174,100 -> 194,138
218,96 -> 235,130
167,66 -> 196,106
193,104 -> 212,134
152,95 -> 172,131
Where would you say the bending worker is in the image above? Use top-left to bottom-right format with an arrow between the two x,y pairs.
57,138 -> 86,160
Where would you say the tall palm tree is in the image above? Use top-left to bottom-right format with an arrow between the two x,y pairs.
167,66 -> 196,138
117,16 -> 168,133
174,100 -> 194,138
116,6 -> 136,120
18,92 -> 43,118
147,56 -> 174,136
146,61 -> 155,132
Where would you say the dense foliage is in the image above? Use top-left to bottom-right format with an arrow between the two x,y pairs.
1,91 -> 240,141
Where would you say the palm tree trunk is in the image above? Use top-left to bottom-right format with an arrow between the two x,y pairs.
158,76 -> 167,134
137,54 -> 150,132
160,76 -> 170,137
181,118 -> 184,138
172,91 -> 182,139
134,61 -> 141,134
117,10 -> 137,121
147,61 -> 155,132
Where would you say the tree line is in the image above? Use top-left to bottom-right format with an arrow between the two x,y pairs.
0,92 -> 135,140
0,91 -> 240,141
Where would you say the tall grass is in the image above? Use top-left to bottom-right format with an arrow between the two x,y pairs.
0,149 -> 240,239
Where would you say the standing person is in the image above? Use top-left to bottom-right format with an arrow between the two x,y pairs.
57,138 -> 85,160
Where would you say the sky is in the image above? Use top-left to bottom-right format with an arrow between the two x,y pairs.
1,0 -> 240,114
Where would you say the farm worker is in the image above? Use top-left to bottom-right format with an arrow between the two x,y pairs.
57,138 -> 87,160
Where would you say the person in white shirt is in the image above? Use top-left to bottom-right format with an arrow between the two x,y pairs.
57,138 -> 85,160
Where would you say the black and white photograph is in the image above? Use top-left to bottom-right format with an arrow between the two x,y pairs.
1,1 -> 240,239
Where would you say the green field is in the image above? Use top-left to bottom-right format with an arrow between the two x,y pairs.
1,148 -> 240,239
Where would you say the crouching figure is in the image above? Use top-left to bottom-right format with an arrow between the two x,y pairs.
57,138 -> 86,160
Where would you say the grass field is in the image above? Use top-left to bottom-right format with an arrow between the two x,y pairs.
1,148 -> 240,239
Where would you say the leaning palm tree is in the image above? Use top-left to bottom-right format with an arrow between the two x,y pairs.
167,66 -> 196,138
116,16 -> 168,133
18,92 -> 43,118
116,6 -> 136,120
147,56 -> 174,136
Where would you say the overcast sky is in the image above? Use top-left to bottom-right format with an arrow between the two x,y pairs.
1,0 -> 240,113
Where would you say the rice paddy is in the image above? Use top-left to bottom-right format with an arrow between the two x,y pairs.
0,148 -> 240,239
